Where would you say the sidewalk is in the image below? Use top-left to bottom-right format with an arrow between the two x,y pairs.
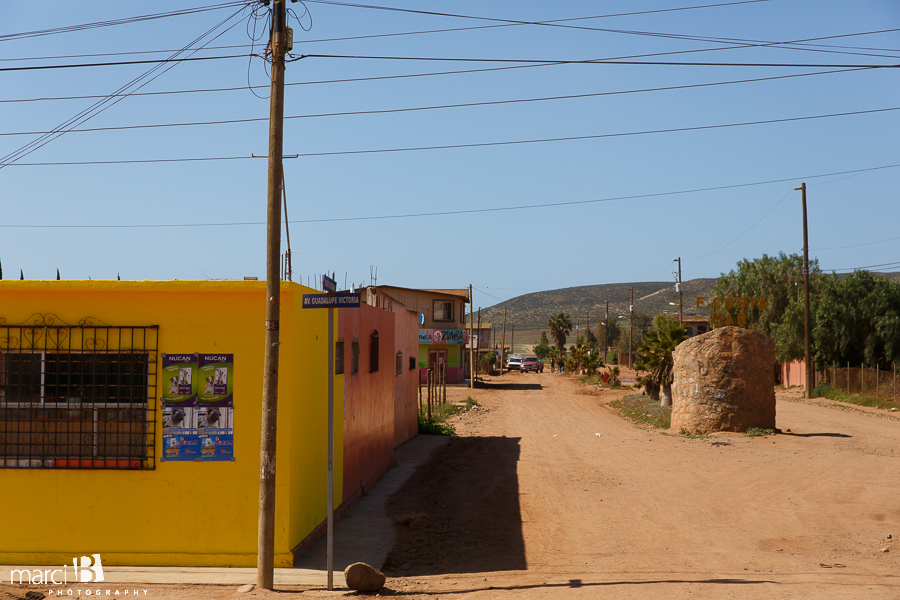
294,434 -> 449,573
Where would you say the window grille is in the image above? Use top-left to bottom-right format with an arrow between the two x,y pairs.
351,341 -> 359,375
335,340 -> 344,375
396,351 -> 403,376
0,314 -> 158,470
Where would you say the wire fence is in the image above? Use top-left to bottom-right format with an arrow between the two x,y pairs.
823,363 -> 899,400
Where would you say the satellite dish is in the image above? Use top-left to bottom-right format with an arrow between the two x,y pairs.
419,313 -> 425,325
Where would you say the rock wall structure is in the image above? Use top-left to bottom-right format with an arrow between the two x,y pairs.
670,326 -> 776,433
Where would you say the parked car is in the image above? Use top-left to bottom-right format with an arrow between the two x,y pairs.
506,354 -> 523,371
521,357 -> 544,373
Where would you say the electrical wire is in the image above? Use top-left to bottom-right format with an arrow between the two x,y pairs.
4,105 -> 898,156
686,189 -> 794,261
0,68 -> 877,135
301,0 -> 900,60
1,163 -> 897,228
0,5 -> 251,169
0,2 -> 250,42
813,235 -> 900,251
296,53 -> 900,69
0,54 -> 252,73
827,260 -> 900,273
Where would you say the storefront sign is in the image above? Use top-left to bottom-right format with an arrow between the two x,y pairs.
419,329 -> 468,344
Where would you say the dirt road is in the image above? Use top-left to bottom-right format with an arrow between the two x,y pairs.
375,371 -> 899,599
5,372 -> 896,599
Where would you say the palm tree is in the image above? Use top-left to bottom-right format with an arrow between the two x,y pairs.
635,324 -> 687,407
548,312 -> 573,356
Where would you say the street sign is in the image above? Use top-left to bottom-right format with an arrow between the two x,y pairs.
322,274 -> 337,293
302,293 -> 360,308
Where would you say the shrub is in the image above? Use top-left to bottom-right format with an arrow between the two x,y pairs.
607,350 -> 618,365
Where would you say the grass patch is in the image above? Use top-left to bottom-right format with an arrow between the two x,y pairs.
679,428 -> 712,439
418,414 -> 456,436
418,397 -> 480,436
744,427 -> 777,437
579,374 -> 601,386
609,394 -> 671,429
811,383 -> 899,410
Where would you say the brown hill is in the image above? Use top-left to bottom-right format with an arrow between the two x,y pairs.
477,278 -> 716,332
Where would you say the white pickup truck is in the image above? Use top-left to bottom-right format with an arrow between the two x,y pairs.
506,354 -> 523,371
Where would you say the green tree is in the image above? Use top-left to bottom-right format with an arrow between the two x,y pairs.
635,319 -> 687,406
533,342 -> 552,360
548,312 -> 573,355
813,270 -> 900,369
596,319 -> 621,350
540,330 -> 549,346
712,253 -> 821,323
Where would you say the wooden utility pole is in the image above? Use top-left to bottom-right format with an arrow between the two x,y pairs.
469,285 -> 475,388
477,308 -> 482,376
604,300 -> 609,361
676,257 -> 683,325
795,183 -> 813,398
628,287 -> 634,369
258,0 -> 286,590
501,309 -> 507,373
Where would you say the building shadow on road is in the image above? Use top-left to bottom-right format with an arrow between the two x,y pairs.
381,436 -> 526,577
475,381 -> 542,391
381,577 -> 780,595
781,432 -> 852,438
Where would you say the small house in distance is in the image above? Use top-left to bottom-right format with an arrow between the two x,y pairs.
366,285 -> 470,384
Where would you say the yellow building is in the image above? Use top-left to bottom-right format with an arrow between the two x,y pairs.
0,280 -> 342,567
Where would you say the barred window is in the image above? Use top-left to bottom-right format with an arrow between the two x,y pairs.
0,315 -> 158,469
396,351 -> 403,376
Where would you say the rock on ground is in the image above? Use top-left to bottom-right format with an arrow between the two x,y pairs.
344,562 -> 385,593
670,326 -> 776,433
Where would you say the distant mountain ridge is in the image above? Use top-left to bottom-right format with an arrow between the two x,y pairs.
476,278 -> 717,332
475,271 -> 900,333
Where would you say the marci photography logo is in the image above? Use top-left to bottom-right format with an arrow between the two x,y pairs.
9,554 -> 103,585
8,555 -> 147,597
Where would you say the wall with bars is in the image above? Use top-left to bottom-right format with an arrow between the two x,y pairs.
0,280 -> 342,567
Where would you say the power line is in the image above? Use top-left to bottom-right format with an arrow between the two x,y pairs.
296,53 -> 900,69
303,1 -> 900,59
0,68 -> 873,135
0,2 -> 250,42
686,189 -> 794,261
0,6 -> 250,169
828,260 -> 900,273
813,235 -> 900,251
0,54 -> 252,73
2,163 -> 897,228
5,106 -> 899,160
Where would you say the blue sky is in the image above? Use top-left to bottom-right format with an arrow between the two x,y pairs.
1,0 -> 898,310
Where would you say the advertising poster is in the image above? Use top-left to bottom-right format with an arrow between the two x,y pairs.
197,354 -> 234,461
161,353 -> 199,462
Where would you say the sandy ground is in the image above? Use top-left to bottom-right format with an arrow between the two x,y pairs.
4,370 -> 898,599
